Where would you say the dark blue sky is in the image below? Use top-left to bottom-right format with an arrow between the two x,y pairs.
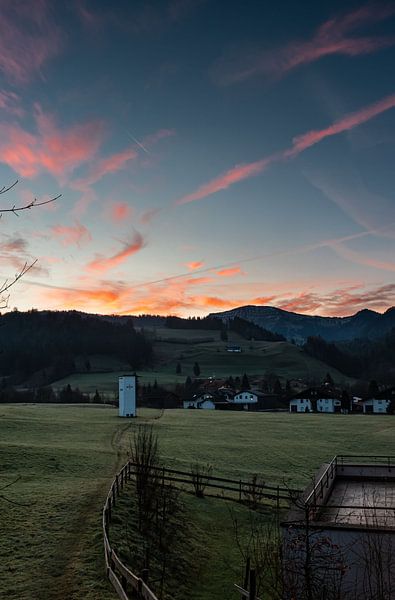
0,0 -> 394,316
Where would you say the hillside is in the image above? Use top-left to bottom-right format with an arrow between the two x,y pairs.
209,305 -> 395,343
52,325 -> 353,393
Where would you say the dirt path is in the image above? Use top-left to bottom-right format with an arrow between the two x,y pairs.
43,421 -> 133,600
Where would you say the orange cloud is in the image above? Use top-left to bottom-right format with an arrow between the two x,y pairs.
187,261 -> 204,270
110,202 -> 132,222
0,107 -> 103,179
216,266 -> 243,277
212,5 -> 395,84
87,231 -> 145,273
176,92 -> 395,205
51,222 -> 92,247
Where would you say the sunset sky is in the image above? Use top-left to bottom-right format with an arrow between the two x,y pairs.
1,0 -> 395,317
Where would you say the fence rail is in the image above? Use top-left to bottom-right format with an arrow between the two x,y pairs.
102,461 -> 300,599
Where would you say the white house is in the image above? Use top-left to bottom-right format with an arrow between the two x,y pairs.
361,387 -> 395,414
289,387 -> 342,413
230,391 -> 258,409
183,393 -> 216,410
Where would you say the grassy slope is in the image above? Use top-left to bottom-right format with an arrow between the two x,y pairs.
52,327 -> 352,392
0,404 -> 128,600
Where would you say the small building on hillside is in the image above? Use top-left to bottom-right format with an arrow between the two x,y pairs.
230,390 -> 258,408
360,386 -> 395,414
289,387 -> 342,413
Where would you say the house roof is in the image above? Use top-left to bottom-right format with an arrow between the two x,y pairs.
289,386 -> 342,400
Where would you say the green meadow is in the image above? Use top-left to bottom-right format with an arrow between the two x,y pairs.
52,332 -> 353,392
1,405 -> 394,599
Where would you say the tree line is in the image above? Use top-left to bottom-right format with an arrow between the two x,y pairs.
0,309 -> 153,384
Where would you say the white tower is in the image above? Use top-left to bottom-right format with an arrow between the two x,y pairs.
118,375 -> 136,417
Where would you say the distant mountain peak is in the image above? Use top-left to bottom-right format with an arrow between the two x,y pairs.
208,304 -> 395,342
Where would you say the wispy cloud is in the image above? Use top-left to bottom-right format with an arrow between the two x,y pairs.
86,231 -> 145,273
51,222 -> 92,247
0,105 -> 103,180
212,4 -> 395,85
216,266 -> 244,277
187,261 -> 205,270
73,147 -> 138,188
140,207 -> 162,225
176,92 -> 395,205
0,0 -> 62,83
331,242 -> 395,272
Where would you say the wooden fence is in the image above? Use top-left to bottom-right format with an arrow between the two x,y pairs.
103,461 -> 160,600
102,461 -> 301,599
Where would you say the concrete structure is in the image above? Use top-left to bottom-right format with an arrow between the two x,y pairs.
118,375 -> 136,417
361,397 -> 390,413
282,455 -> 395,599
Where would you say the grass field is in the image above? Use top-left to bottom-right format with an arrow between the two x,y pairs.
52,328 -> 353,392
2,406 -> 394,599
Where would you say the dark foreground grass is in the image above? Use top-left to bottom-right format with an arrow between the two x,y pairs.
0,404 -> 127,600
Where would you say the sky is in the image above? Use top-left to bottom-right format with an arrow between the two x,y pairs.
0,0 -> 395,318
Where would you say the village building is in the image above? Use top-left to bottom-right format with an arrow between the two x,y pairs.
183,393 -> 216,409
360,386 -> 395,414
289,386 -> 343,413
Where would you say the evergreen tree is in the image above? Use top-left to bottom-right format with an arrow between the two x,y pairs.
324,372 -> 334,386
367,379 -> 379,398
176,362 -> 182,375
273,379 -> 283,396
185,376 -> 192,389
241,373 -> 250,390
193,362 -> 200,377
93,389 -> 101,403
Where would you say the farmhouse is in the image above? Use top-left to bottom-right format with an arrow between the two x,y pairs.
289,386 -> 342,413
360,386 -> 395,414
183,393 -> 216,409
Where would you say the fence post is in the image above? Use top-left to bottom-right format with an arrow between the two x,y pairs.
249,568 -> 256,600
243,557 -> 250,593
276,485 -> 280,514
239,480 -> 242,502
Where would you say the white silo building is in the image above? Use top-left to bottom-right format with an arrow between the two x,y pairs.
118,375 -> 136,417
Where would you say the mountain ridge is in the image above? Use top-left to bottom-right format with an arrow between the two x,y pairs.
208,304 -> 395,342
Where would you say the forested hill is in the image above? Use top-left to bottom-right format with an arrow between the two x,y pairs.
0,310 -> 153,383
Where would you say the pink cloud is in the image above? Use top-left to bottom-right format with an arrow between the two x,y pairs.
73,147 -> 138,188
176,93 -> 395,205
110,202 -> 133,222
51,222 -> 92,247
0,0 -> 62,83
216,266 -> 244,277
0,107 -> 104,180
331,243 -> 395,272
142,128 -> 176,147
213,5 -> 395,84
288,93 -> 395,156
0,90 -> 23,117
187,261 -> 205,270
87,231 -> 145,273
